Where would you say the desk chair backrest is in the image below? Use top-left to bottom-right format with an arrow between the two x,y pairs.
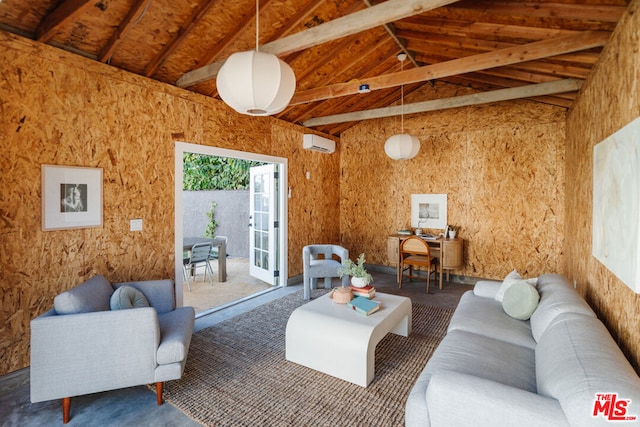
401,236 -> 431,256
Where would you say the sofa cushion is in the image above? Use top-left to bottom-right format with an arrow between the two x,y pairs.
110,285 -> 150,310
54,275 -> 114,315
502,280 -> 540,320
495,269 -> 522,302
424,329 -> 537,393
530,281 -> 595,342
536,313 -> 640,426
449,291 -> 536,349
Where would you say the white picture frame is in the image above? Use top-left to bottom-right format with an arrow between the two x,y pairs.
42,165 -> 103,231
411,194 -> 447,230
592,117 -> 640,292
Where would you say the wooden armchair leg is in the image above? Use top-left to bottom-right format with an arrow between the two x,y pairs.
62,397 -> 71,424
156,382 -> 163,406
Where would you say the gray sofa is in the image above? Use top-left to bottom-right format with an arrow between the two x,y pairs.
30,275 -> 195,423
406,274 -> 640,426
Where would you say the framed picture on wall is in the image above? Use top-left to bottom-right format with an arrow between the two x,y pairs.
592,116 -> 640,293
411,194 -> 447,230
41,165 -> 103,231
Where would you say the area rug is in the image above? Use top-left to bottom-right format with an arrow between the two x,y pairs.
161,290 -> 453,426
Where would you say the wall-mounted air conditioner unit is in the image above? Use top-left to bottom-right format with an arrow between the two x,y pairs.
303,134 -> 335,154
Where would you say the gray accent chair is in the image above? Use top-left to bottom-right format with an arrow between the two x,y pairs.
302,244 -> 349,300
30,275 -> 195,424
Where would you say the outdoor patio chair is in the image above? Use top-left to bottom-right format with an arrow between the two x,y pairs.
183,242 -> 214,291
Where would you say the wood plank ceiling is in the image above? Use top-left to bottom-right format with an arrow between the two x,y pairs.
0,0 -> 628,136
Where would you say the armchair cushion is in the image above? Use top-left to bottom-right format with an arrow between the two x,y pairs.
54,275 -> 113,315
110,285 -> 150,310
157,307 -> 195,365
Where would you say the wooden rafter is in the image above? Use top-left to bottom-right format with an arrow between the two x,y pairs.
176,0 -> 461,88
98,0 -> 153,63
35,0 -> 93,43
193,0 -> 274,70
303,79 -> 583,127
449,0 -> 626,23
290,31 -> 610,105
143,0 -> 222,76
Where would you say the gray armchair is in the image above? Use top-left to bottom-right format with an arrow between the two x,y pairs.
302,244 -> 349,300
30,275 -> 195,423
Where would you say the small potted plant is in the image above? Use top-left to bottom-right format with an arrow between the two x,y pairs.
338,253 -> 373,288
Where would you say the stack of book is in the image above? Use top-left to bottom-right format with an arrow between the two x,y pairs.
349,285 -> 375,299
347,296 -> 381,316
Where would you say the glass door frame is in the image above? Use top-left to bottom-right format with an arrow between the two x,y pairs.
173,142 -> 288,307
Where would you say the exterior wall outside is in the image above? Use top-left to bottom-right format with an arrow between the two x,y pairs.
183,190 -> 249,258
565,0 -> 640,372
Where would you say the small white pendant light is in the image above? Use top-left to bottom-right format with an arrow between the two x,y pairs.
384,53 -> 420,160
216,0 -> 296,116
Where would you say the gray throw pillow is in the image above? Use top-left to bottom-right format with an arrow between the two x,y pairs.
110,285 -> 150,310
54,275 -> 114,315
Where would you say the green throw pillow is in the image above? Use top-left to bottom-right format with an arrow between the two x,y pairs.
110,285 -> 150,310
502,280 -> 540,320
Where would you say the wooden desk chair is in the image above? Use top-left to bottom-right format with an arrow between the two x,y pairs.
399,236 -> 439,294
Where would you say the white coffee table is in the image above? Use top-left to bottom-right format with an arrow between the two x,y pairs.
285,292 -> 412,387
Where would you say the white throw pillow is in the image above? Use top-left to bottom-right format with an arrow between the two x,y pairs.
495,269 -> 522,302
502,280 -> 540,320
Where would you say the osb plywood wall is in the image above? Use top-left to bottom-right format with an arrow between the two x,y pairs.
565,0 -> 640,372
0,31 -> 339,375
340,82 -> 567,281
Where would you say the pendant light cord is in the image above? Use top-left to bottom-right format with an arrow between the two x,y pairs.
400,57 -> 404,133
255,0 -> 260,52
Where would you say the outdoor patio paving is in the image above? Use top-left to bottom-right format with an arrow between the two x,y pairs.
183,257 -> 272,314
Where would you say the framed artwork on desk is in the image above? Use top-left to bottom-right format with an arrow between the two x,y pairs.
411,194 -> 447,230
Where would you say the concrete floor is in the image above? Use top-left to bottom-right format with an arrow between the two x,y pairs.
0,270 -> 473,426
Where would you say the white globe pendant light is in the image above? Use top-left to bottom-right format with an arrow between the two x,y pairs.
216,0 -> 296,116
385,134 -> 420,160
384,53 -> 419,160
217,50 -> 295,116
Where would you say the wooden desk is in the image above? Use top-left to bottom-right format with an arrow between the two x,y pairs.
387,235 -> 463,289
183,237 -> 227,282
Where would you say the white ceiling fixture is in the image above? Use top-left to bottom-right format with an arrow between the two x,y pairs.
216,0 -> 296,116
384,53 -> 420,160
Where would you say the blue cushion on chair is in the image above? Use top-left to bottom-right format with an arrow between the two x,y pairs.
110,285 -> 150,310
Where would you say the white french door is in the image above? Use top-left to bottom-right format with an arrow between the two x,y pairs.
249,164 -> 278,284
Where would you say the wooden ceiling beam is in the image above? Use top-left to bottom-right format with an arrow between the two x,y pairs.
143,0 -> 222,76
98,0 -> 153,63
441,71 -> 577,101
270,0 -> 324,40
400,30 -> 601,65
361,0 -> 418,68
177,0 -> 461,88
449,1 -> 626,23
193,0 -> 274,69
35,0 -> 93,43
411,44 -> 592,79
290,31 -> 609,105
285,54 -> 400,123
399,17 -> 581,42
303,79 -> 583,127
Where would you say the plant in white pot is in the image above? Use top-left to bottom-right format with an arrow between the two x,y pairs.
338,253 -> 373,288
